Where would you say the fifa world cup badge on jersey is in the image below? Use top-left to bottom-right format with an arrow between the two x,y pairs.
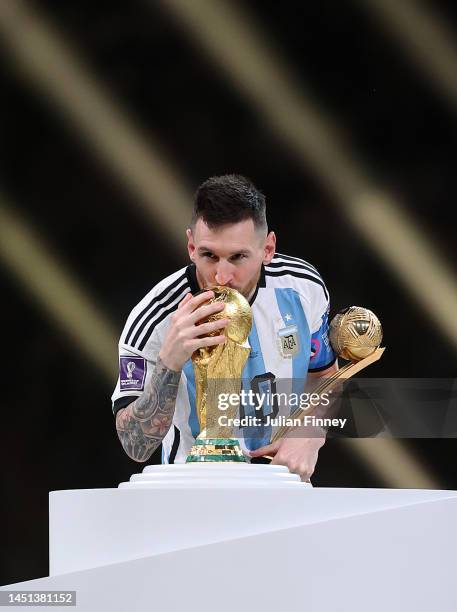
277,324 -> 300,358
119,356 -> 147,391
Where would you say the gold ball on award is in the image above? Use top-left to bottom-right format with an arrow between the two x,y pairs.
329,306 -> 383,361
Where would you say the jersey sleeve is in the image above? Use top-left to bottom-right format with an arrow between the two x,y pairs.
110,268 -> 190,416
111,320 -> 164,417
308,303 -> 337,372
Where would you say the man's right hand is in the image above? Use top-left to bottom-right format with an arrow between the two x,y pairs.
158,291 -> 229,372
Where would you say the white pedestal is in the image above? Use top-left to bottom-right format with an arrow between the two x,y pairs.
2,464 -> 457,611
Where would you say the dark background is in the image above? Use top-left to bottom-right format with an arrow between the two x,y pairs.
1,0 -> 456,585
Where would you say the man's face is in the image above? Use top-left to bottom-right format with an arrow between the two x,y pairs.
187,219 -> 276,299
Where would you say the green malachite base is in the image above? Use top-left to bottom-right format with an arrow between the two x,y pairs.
186,438 -> 247,463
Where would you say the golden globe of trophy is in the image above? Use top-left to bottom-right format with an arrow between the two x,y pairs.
186,286 -> 253,462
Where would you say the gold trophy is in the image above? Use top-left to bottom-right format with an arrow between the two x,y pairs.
186,286 -> 253,462
270,306 -> 385,443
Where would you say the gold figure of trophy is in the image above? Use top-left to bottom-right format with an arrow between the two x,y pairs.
186,286 -> 253,462
270,306 -> 385,443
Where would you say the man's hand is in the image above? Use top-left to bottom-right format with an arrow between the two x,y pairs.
249,436 -> 325,481
159,291 -> 229,372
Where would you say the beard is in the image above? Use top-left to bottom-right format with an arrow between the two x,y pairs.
237,279 -> 258,300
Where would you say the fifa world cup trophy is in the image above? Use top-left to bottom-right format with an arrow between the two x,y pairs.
186,287 -> 253,462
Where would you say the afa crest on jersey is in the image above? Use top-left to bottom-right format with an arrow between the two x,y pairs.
277,324 -> 300,358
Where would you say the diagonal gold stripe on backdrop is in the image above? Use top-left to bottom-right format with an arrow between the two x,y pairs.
0,195 -> 118,380
341,438 -> 438,489
355,0 -> 457,110
0,0 -> 191,255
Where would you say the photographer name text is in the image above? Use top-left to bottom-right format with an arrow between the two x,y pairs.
218,414 -> 347,428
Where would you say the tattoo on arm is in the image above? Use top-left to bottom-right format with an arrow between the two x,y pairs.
115,357 -> 181,462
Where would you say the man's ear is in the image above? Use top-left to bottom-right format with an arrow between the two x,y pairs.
187,228 -> 195,261
263,231 -> 276,264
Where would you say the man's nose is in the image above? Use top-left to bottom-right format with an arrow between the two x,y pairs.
215,262 -> 233,286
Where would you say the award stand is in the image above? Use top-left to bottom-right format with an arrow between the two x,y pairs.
2,475 -> 457,611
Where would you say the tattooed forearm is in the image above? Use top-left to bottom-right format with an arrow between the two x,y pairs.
115,357 -> 181,462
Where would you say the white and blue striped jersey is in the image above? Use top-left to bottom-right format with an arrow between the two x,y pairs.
111,253 -> 336,463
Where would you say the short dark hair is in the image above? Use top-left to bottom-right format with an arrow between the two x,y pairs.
191,174 -> 267,231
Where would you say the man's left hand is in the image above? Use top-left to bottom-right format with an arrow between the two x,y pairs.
249,436 -> 325,482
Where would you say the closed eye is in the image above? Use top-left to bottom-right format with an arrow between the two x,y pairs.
199,251 -> 248,261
